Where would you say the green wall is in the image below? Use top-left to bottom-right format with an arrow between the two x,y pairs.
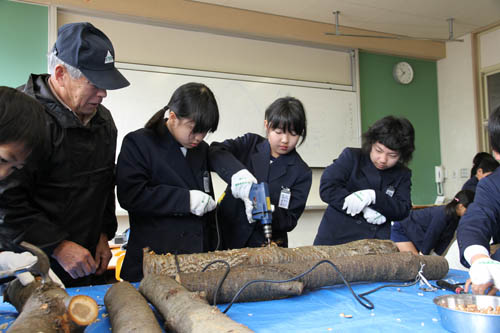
0,0 -> 48,88
359,52 -> 441,205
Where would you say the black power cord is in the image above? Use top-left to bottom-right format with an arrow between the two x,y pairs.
204,258 -> 423,314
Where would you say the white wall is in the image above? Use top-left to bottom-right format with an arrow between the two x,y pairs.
480,27 -> 500,69
437,34 -> 478,199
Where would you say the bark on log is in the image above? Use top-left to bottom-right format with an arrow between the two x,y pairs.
143,239 -> 399,276
139,274 -> 253,333
177,252 -> 448,304
104,281 -> 163,333
177,265 -> 304,303
3,279 -> 98,333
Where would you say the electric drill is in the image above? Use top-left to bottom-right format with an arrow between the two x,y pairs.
249,182 -> 273,245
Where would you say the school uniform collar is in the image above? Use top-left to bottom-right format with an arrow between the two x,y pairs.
251,139 -> 297,182
159,129 -> 200,189
360,152 -> 382,189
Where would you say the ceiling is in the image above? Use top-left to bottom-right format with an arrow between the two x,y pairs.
192,0 -> 500,41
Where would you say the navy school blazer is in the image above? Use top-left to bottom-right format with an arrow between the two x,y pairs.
458,168 -> 500,267
116,128 -> 215,282
394,206 -> 458,255
209,133 -> 312,249
314,147 -> 412,246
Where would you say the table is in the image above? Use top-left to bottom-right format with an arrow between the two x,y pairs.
0,269 -> 474,332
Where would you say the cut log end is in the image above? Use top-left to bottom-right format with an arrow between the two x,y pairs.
67,295 -> 98,326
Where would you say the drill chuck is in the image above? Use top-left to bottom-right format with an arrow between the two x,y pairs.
263,224 -> 272,244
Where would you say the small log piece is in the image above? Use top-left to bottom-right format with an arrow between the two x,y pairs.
177,252 -> 448,303
139,274 -> 253,333
104,281 -> 163,333
4,279 -> 98,333
143,239 -> 399,277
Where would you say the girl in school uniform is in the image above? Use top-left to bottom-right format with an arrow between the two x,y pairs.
391,189 -> 475,255
314,116 -> 415,246
116,82 -> 219,282
209,97 -> 312,249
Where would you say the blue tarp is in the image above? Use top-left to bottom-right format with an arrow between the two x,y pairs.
0,269 -> 473,332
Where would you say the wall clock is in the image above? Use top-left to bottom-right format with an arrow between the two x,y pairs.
393,61 -> 414,84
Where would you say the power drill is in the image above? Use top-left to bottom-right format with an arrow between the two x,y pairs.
249,182 -> 273,245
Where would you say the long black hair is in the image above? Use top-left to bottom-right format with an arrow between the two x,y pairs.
0,86 -> 46,151
361,116 -> 415,166
265,97 -> 307,146
145,82 -> 219,136
444,189 -> 475,219
440,189 -> 475,241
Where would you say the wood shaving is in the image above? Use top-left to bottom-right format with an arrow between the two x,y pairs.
451,304 -> 500,314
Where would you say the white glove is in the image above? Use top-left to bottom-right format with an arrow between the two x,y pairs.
231,169 -> 258,223
189,190 -> 216,216
342,189 -> 376,216
362,207 -> 386,225
469,257 -> 500,288
0,252 -> 37,285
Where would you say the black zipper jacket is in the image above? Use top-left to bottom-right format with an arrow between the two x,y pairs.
0,74 -> 117,282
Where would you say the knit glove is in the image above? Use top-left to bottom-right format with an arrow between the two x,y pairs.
342,189 -> 376,216
189,190 -> 216,216
0,251 -> 37,285
231,169 -> 258,223
469,257 -> 500,288
362,207 -> 387,225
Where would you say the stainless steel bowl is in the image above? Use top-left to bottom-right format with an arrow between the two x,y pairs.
434,294 -> 500,332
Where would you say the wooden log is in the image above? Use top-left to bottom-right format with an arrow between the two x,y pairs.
139,274 -> 253,333
104,281 -> 163,333
177,252 -> 448,304
4,279 -> 98,333
176,265 -> 304,303
143,239 -> 399,276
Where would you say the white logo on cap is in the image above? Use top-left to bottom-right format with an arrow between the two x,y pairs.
104,51 -> 114,64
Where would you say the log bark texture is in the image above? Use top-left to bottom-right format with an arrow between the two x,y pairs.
177,252 -> 448,303
104,281 -> 163,333
139,274 -> 253,333
3,279 -> 98,333
143,239 -> 399,276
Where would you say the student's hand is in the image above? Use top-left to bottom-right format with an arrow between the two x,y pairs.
362,207 -> 386,224
231,169 -> 258,223
0,251 -> 37,285
94,233 -> 112,275
343,189 -> 375,216
52,240 -> 97,279
467,257 -> 500,294
189,190 -> 216,216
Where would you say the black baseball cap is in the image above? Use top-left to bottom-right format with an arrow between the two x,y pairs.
53,22 -> 129,90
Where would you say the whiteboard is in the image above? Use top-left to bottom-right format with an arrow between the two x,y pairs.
104,63 -> 361,167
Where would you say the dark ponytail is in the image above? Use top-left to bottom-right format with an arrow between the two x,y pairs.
144,82 -> 219,137
444,189 -> 475,220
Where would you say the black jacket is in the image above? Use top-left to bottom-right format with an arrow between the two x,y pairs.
209,133 -> 312,248
314,148 -> 412,246
116,127 -> 216,282
0,74 -> 118,284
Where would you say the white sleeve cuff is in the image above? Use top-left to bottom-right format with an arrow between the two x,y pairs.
464,245 -> 490,266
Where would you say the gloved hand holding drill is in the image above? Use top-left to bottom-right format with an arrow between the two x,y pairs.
231,169 -> 258,223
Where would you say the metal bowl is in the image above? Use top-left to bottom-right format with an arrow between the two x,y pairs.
434,294 -> 500,332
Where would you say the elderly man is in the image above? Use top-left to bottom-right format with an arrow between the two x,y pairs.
0,22 -> 129,287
